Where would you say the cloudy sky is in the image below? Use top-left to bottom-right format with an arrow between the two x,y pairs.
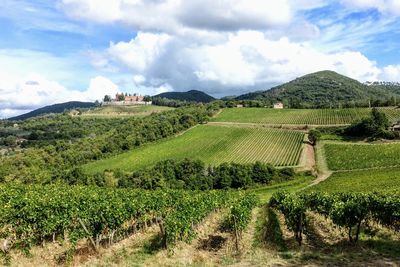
1,0 -> 400,118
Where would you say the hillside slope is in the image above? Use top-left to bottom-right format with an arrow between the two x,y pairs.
237,71 -> 398,107
9,101 -> 95,120
153,90 -> 215,103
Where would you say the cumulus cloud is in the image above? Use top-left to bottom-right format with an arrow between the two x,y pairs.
381,65 -> 400,81
100,30 -> 384,96
61,0 -> 294,32
0,74 -> 119,118
3,0 -> 400,118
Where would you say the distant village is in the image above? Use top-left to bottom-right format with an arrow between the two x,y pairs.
103,93 -> 152,105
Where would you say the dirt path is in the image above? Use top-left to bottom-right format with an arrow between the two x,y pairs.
304,142 -> 333,189
297,137 -> 316,173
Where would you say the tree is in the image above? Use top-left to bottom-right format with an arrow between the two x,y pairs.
344,108 -> 391,139
116,94 -> 125,101
103,95 -> 112,102
308,129 -> 321,146
143,95 -> 152,103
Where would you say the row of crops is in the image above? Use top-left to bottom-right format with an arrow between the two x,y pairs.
0,184 -> 257,255
210,127 -> 304,167
269,191 -> 400,245
81,105 -> 173,118
324,142 -> 400,170
310,167 -> 400,193
83,125 -> 305,173
213,107 -> 400,125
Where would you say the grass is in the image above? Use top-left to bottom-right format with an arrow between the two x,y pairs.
83,125 -> 304,174
324,142 -> 400,170
80,105 -> 173,118
251,176 -> 314,203
212,107 -> 400,125
307,167 -> 400,193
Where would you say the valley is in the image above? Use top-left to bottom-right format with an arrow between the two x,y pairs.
1,73 -> 400,266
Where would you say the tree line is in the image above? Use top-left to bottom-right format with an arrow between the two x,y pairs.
58,159 -> 296,190
0,105 -> 217,184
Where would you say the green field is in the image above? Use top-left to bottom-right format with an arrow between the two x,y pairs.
83,125 -> 304,174
213,107 -> 400,125
324,142 -> 400,170
80,105 -> 173,117
309,168 -> 400,193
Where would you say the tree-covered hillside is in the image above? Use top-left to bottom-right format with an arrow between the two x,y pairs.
153,90 -> 215,103
9,101 -> 96,120
236,71 -> 400,108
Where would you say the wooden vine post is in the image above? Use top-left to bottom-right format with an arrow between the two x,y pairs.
78,218 -> 98,252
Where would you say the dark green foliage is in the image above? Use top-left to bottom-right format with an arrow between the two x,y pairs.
308,129 -> 321,145
0,106 -> 214,183
269,192 -> 306,245
115,159 -> 294,190
153,90 -> 215,103
224,193 -> 258,235
344,108 -> 395,139
273,192 -> 400,243
0,184 -> 244,254
8,101 -> 95,120
103,95 -> 112,102
236,71 -> 400,108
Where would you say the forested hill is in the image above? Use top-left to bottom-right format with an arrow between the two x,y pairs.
367,81 -> 400,95
9,101 -> 95,120
236,71 -> 400,108
153,90 -> 216,103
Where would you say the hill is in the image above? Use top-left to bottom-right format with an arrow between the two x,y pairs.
367,81 -> 400,95
236,70 -> 398,107
8,101 -> 96,120
153,90 -> 215,103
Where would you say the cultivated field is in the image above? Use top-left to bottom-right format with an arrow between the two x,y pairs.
79,105 -> 173,117
309,167 -> 400,193
213,107 -> 400,125
83,125 -> 304,174
324,142 -> 400,170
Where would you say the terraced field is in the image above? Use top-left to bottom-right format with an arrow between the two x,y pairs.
213,107 -> 400,125
83,125 -> 304,174
80,105 -> 173,117
309,167 -> 400,193
324,142 -> 400,170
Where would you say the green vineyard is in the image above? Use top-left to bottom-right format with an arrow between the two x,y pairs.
80,105 -> 174,118
269,191 -> 400,245
83,125 -> 305,174
213,107 -> 400,125
324,142 -> 400,170
0,184 -> 256,252
309,167 -> 400,193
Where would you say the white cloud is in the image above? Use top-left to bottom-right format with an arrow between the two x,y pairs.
381,65 -> 400,81
61,0 -> 293,32
101,30 -> 386,96
108,33 -> 172,72
0,74 -> 119,118
341,0 -> 400,15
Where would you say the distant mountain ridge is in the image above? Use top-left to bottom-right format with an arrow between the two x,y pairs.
236,71 -> 400,107
9,101 -> 95,120
153,90 -> 215,103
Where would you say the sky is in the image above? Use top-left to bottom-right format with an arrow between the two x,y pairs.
1,0 -> 400,118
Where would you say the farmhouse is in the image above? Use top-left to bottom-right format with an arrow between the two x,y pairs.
273,102 -> 284,109
109,93 -> 150,105
124,95 -> 144,103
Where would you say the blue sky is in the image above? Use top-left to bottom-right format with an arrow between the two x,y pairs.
1,0 -> 400,118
